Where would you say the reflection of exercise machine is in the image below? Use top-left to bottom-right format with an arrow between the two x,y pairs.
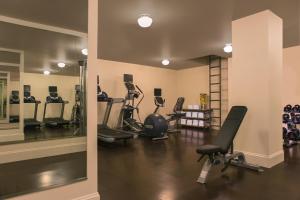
196,106 -> 263,184
97,75 -> 134,143
71,85 -> 81,125
43,86 -> 70,127
9,90 -> 19,123
24,85 -> 42,128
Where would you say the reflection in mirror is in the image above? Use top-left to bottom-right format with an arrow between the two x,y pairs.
0,0 -> 88,198
0,53 -> 23,143
0,73 -> 8,123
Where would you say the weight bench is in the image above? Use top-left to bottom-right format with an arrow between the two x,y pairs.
196,106 -> 264,184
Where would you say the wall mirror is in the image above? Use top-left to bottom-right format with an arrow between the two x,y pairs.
0,0 -> 88,198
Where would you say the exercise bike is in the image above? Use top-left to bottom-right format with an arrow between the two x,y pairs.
143,88 -> 168,140
151,88 -> 186,133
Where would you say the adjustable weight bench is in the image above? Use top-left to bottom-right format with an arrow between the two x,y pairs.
196,106 -> 264,184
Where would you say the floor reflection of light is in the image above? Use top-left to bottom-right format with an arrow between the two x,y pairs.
158,189 -> 175,200
289,147 -> 294,156
39,171 -> 55,186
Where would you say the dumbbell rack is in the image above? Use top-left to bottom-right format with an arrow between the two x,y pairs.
282,104 -> 300,148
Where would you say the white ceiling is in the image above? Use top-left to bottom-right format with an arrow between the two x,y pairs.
0,0 -> 299,70
98,0 -> 300,69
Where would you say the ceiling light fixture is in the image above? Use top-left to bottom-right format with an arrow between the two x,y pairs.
162,59 -> 170,66
81,48 -> 88,56
57,62 -> 66,68
137,15 -> 153,28
43,70 -> 50,75
224,44 -> 233,53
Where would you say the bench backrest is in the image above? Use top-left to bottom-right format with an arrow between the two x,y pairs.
213,106 -> 248,153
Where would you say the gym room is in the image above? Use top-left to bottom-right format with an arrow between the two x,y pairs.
0,0 -> 300,200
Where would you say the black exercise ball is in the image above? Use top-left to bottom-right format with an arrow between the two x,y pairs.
144,114 -> 168,138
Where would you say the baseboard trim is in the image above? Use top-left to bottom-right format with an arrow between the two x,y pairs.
72,192 -> 100,200
0,136 -> 87,164
235,149 -> 284,168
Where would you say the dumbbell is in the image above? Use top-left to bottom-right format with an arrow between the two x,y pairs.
292,115 -> 300,124
293,105 -> 300,113
283,114 -> 290,123
287,122 -> 296,130
284,104 -> 293,113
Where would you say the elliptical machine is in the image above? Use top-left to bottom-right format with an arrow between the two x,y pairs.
119,74 -> 168,140
120,74 -> 144,133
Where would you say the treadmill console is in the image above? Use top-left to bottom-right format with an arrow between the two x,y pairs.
49,86 -> 58,93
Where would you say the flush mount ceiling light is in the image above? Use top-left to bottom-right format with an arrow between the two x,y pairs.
224,44 -> 233,53
162,59 -> 170,66
137,15 -> 153,28
57,62 -> 66,68
81,48 -> 88,56
43,70 -> 50,75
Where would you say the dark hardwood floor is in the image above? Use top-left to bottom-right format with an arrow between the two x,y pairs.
1,128 -> 300,199
99,129 -> 300,200
0,152 -> 87,199
24,126 -> 85,141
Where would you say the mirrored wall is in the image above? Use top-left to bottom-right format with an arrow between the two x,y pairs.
0,0 -> 88,198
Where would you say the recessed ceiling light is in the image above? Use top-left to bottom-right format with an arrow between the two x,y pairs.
81,48 -> 88,56
57,62 -> 66,68
224,44 -> 233,53
137,15 -> 153,28
162,59 -> 170,66
43,70 -> 50,75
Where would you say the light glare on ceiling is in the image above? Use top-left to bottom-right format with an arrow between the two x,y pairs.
137,15 -> 153,28
224,44 -> 233,53
57,62 -> 66,68
162,59 -> 170,66
81,48 -> 88,56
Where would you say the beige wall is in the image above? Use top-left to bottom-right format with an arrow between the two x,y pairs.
283,45 -> 300,105
176,66 -> 209,106
97,60 -> 178,126
23,73 -> 79,121
230,10 -> 283,168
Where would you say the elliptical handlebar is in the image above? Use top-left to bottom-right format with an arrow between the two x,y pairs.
135,85 -> 143,94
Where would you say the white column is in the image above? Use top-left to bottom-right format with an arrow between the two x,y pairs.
229,10 -> 283,168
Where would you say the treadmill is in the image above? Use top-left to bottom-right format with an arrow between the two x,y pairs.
24,85 -> 42,128
97,76 -> 134,143
43,86 -> 70,127
9,90 -> 20,123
